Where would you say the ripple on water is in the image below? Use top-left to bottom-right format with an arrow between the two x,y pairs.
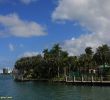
1,76 -> 110,100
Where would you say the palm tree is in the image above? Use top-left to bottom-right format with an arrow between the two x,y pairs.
85,47 -> 93,70
95,44 -> 110,66
50,44 -> 61,78
43,49 -> 49,60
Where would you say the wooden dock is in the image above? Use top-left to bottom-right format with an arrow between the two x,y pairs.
65,76 -> 110,86
14,75 -> 110,86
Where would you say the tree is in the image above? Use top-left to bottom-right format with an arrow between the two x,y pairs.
50,44 -> 61,78
85,47 -> 94,69
14,43 -> 110,80
94,44 -> 110,66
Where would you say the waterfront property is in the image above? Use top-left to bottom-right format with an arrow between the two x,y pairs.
0,68 -> 12,74
13,44 -> 110,86
3,68 -> 8,74
0,69 -> 2,74
65,75 -> 110,86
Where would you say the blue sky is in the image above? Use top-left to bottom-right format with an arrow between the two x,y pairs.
0,0 -> 110,68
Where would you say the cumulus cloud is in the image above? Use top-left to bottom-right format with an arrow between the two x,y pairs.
20,0 -> 37,4
52,0 -> 110,55
9,43 -> 15,51
61,33 -> 110,56
0,13 -> 46,37
22,51 -> 39,57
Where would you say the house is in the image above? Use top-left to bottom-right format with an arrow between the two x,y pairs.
97,64 -> 110,75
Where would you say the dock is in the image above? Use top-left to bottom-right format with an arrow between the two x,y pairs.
65,75 -> 110,86
13,74 -> 110,86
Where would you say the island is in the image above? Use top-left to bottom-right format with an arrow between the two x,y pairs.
13,44 -> 110,86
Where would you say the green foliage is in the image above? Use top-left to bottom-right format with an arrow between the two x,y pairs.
14,44 -> 110,79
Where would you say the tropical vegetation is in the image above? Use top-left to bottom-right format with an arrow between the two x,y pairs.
14,44 -> 110,80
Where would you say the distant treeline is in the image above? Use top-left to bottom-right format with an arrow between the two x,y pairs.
14,44 -> 110,79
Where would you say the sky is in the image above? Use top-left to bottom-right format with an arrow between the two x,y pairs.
0,0 -> 110,68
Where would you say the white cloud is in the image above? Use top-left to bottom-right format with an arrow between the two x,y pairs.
61,33 -> 110,56
9,43 -> 14,52
22,51 -> 39,57
20,0 -> 37,4
52,0 -> 110,55
0,13 -> 46,37
52,0 -> 110,34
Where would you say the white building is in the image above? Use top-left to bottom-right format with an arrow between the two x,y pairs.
8,69 -> 12,74
0,68 -> 12,74
0,69 -> 3,74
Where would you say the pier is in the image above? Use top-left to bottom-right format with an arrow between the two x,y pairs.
65,75 -> 110,86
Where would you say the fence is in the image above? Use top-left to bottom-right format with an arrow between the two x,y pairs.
66,75 -> 110,82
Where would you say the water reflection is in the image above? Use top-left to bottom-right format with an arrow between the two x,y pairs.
0,75 -> 110,100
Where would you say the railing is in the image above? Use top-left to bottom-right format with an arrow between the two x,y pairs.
66,75 -> 110,83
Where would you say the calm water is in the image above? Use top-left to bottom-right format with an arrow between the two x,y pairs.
0,75 -> 110,100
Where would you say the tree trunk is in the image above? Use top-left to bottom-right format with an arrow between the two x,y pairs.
64,67 -> 67,77
58,66 -> 60,78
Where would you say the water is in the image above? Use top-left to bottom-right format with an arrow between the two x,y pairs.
0,75 -> 110,100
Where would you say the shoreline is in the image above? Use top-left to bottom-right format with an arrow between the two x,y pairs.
14,78 -> 110,86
